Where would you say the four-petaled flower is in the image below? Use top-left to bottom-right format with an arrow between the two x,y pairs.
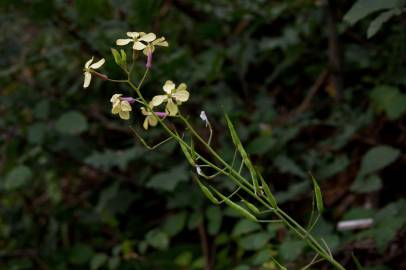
151,80 -> 190,116
143,37 -> 169,55
83,57 -> 105,88
141,105 -> 167,130
116,32 -> 156,51
110,94 -> 133,120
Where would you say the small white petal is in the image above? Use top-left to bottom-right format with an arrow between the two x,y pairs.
126,32 -> 139,38
172,90 -> 189,102
116,38 -> 133,46
151,95 -> 167,106
110,94 -> 122,103
84,57 -> 94,69
196,165 -> 203,176
83,72 -> 92,88
112,102 -> 120,114
163,80 -> 175,94
90,58 -> 105,69
119,110 -> 130,120
166,99 -> 178,116
120,101 -> 132,112
200,111 -> 209,127
133,41 -> 146,50
143,117 -> 149,130
139,32 -> 156,42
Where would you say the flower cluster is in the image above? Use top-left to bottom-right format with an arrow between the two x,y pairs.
82,31 -> 189,130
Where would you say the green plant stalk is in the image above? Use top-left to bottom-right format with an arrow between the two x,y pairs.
125,70 -> 345,270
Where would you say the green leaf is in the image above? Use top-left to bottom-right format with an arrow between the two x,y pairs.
91,253 -> 108,270
162,212 -> 187,237
351,174 -> 382,193
343,0 -> 401,25
69,244 -> 94,265
224,114 -> 260,194
359,145 -> 400,176
232,219 -> 261,237
206,206 -> 222,235
4,165 -> 32,191
111,48 -> 121,66
367,9 -> 402,38
279,239 -> 305,261
27,122 -> 46,144
55,111 -> 88,135
147,165 -> 188,191
238,232 -> 271,251
145,229 -> 169,250
370,85 -> 406,120
309,173 -> 323,213
274,155 -> 306,178
175,251 -> 193,267
258,172 -> 277,208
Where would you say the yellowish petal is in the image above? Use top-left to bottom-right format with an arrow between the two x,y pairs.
166,99 -> 178,116
133,41 -> 146,50
110,94 -> 122,103
151,95 -> 167,106
90,58 -> 105,69
85,57 -> 94,68
120,101 -> 132,112
119,110 -> 130,120
140,32 -> 156,42
143,117 -> 149,130
112,102 -> 120,114
83,72 -> 92,88
126,32 -> 139,38
172,90 -> 189,102
149,115 -> 158,127
176,83 -> 187,91
116,38 -> 133,46
163,80 -> 175,94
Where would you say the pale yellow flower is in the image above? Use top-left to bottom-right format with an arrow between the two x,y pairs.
110,94 -> 132,120
116,32 -> 156,51
143,36 -> 169,55
141,107 -> 158,130
83,57 -> 105,88
151,80 -> 190,116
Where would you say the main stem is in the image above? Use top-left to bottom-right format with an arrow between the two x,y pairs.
126,71 -> 345,270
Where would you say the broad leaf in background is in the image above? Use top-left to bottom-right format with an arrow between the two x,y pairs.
369,85 -> 406,120
55,110 -> 88,135
3,165 -> 32,190
343,0 -> 401,25
367,8 -> 404,38
147,164 -> 189,191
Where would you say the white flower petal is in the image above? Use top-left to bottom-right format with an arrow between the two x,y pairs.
120,101 -> 132,112
143,117 -> 149,130
200,111 -> 209,127
90,58 -> 105,69
112,102 -> 120,114
116,38 -> 133,46
119,110 -> 130,120
166,99 -> 178,116
151,95 -> 167,106
149,115 -> 158,126
176,83 -> 187,91
110,94 -> 122,103
139,33 -> 156,42
83,72 -> 92,88
133,41 -> 146,50
172,90 -> 189,102
163,80 -> 175,94
85,57 -> 94,68
126,32 -> 139,38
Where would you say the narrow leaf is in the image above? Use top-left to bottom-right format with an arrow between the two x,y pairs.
258,172 -> 277,208
111,48 -> 121,66
309,172 -> 323,213
352,253 -> 364,270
